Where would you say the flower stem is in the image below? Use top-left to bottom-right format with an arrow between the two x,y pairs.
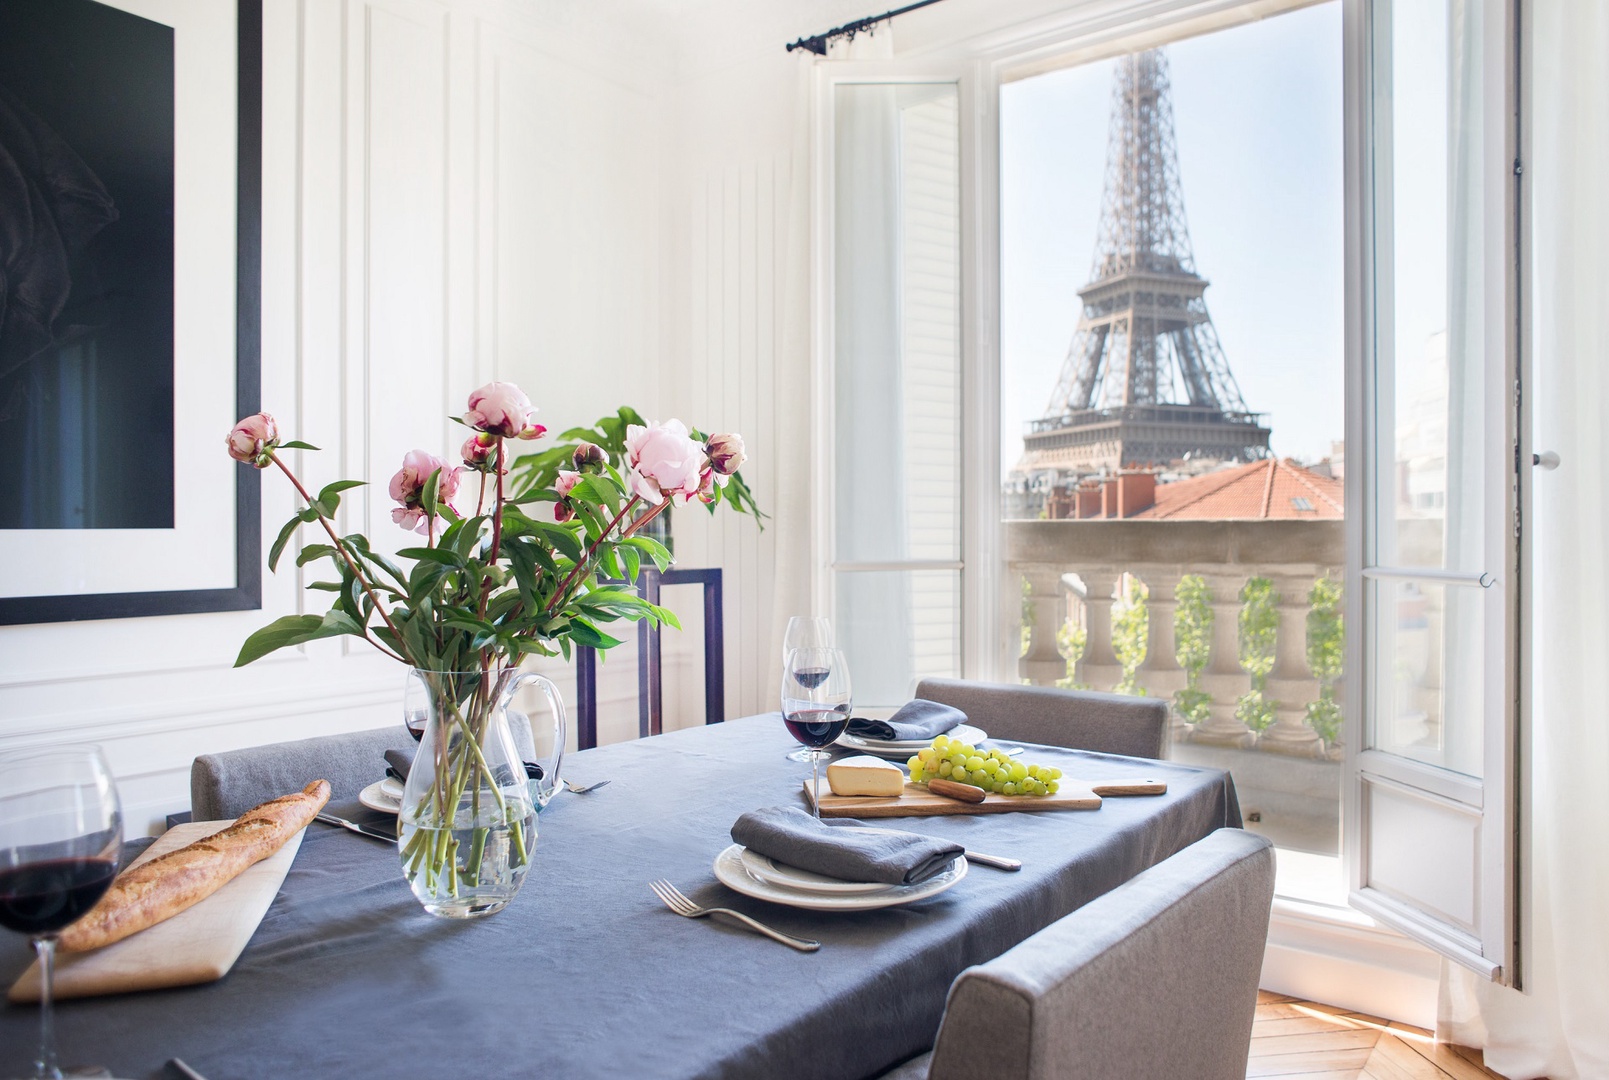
543,494 -> 645,615
269,450 -> 410,665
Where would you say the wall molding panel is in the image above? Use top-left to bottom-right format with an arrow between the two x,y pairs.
0,0 -> 685,833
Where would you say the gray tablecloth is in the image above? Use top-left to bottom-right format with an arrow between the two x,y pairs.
0,716 -> 1239,1080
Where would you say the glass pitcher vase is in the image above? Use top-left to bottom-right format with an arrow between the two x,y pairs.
399,666 -> 565,918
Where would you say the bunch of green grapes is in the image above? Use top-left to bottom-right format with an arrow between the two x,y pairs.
906,735 -> 1062,796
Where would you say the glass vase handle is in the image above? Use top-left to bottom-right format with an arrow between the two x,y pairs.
503,670 -> 566,808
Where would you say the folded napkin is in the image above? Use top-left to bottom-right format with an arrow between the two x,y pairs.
384,749 -> 413,783
731,806 -> 963,886
385,748 -> 544,783
845,699 -> 966,743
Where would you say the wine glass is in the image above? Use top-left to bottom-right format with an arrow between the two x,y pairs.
0,745 -> 124,1080
781,618 -> 834,762
781,648 -> 852,819
781,616 -> 833,665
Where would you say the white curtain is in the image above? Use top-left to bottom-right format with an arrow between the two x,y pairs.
1438,3 -> 1609,1076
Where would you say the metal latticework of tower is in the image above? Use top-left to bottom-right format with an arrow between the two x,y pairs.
1025,48 -> 1269,475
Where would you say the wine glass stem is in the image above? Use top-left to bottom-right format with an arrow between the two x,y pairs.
34,935 -> 59,1080
810,754 -> 822,820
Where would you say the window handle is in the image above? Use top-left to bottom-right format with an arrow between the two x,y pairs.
1533,450 -> 1561,470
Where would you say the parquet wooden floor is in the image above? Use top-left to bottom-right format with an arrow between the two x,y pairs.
1250,991 -> 1509,1079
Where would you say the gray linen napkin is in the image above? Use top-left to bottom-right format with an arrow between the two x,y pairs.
731,806 -> 963,886
845,699 -> 966,743
386,748 -> 544,782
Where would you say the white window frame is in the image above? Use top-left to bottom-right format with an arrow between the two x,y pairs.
808,0 -> 1527,1007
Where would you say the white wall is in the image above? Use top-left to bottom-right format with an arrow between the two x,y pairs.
0,0 -> 685,833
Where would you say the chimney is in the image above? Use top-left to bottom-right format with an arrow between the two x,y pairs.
1116,470 -> 1157,517
1100,477 -> 1119,518
1075,483 -> 1102,519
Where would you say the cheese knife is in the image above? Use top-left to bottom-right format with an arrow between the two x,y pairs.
316,812 -> 396,843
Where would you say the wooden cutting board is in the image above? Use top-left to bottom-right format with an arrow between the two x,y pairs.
8,820 -> 305,1002
805,777 -> 1167,818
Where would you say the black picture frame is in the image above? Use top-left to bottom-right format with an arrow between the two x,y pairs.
0,0 -> 261,625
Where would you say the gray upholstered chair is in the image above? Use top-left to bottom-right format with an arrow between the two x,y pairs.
877,828 -> 1275,1080
190,727 -> 415,820
913,677 -> 1169,759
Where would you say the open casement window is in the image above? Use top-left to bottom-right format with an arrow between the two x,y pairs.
815,62 -> 984,705
1345,0 -> 1524,984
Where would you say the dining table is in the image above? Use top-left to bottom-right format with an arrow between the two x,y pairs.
0,714 -> 1240,1080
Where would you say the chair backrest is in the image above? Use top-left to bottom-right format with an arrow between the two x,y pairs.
913,677 -> 1168,759
927,828 -> 1275,1080
191,727 -> 414,820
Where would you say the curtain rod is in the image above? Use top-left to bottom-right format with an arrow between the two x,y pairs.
785,0 -> 949,55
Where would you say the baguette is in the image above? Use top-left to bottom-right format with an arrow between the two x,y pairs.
59,779 -> 331,953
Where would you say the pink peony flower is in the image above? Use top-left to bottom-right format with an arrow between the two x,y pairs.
226,413 -> 279,467
705,433 -> 746,477
553,469 -> 582,523
463,382 -> 546,440
461,432 -> 498,471
623,420 -> 708,506
388,449 -> 462,535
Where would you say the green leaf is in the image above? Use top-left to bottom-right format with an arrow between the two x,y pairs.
624,536 -> 672,572
268,515 -> 304,573
565,619 -> 623,650
315,479 -> 365,515
421,469 -> 442,519
296,543 -> 337,567
233,611 -> 361,667
397,546 -> 464,568
531,521 -> 585,563
279,439 -> 321,451
306,580 -> 344,592
621,543 -> 640,582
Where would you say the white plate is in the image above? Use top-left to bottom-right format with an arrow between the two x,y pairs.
358,778 -> 403,814
713,844 -> 967,912
835,723 -> 989,759
737,847 -> 899,896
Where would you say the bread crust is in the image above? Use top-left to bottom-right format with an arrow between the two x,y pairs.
59,779 -> 331,952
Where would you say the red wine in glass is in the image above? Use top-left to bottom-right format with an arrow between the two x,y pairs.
0,858 -> 119,937
1,744 -> 124,1080
792,667 -> 831,691
782,707 -> 850,748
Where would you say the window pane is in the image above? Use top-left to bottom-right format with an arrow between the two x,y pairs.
836,570 -> 960,707
1375,0 -> 1488,573
833,83 -> 961,564
1368,577 -> 1484,778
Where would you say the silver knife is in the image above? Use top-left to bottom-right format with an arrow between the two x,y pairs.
316,812 -> 396,843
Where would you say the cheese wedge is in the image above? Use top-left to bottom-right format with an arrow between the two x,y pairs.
826,755 -> 905,797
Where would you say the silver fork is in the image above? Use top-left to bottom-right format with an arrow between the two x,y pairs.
563,778 -> 611,794
648,879 -> 821,952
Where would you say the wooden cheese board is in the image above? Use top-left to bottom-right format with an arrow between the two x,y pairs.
9,820 -> 305,1002
805,777 -> 1167,818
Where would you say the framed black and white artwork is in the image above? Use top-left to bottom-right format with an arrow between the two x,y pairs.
0,0 -> 260,623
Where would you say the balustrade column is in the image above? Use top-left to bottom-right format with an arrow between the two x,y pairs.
1191,572 -> 1255,748
1018,565 -> 1069,686
1077,569 -> 1122,692
1142,574 -> 1187,742
1260,574 -> 1325,756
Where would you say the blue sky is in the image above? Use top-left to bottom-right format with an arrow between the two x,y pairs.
1000,2 -> 1345,474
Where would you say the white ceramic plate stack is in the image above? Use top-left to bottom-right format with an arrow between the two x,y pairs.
712,844 -> 967,911
358,777 -> 404,814
833,722 -> 989,761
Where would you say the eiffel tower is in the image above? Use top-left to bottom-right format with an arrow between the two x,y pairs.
1019,48 -> 1270,482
